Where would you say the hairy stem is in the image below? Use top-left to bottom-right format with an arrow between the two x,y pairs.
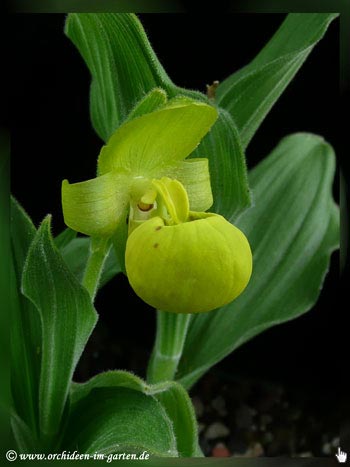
147,311 -> 191,383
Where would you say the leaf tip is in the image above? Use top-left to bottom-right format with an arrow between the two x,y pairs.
38,215 -> 54,241
64,13 -> 74,36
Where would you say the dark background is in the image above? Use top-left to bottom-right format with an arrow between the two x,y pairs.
11,13 -> 346,455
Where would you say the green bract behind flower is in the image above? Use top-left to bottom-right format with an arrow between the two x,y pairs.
62,94 -> 218,237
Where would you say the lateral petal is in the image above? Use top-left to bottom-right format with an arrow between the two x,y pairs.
162,159 -> 213,212
62,171 -> 130,237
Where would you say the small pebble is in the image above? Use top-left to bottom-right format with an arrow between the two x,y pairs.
299,452 -> 313,457
238,442 -> 264,457
322,442 -> 331,455
212,442 -> 231,457
205,422 -> 230,440
331,436 -> 340,447
250,442 -> 264,457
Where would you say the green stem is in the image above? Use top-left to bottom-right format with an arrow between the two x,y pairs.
82,237 -> 111,300
147,311 -> 191,384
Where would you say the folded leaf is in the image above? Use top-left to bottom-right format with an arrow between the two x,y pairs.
70,370 -> 147,405
22,217 -> 98,435
70,371 -> 197,457
150,381 -> 198,457
177,133 -> 339,388
216,13 -> 338,149
10,198 -> 41,435
65,373 -> 177,456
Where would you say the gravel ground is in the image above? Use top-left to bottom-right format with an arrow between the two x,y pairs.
191,371 -> 345,458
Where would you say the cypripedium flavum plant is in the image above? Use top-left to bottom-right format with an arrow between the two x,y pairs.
62,96 -> 252,313
10,13 -> 339,458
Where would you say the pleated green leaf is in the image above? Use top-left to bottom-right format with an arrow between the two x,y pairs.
65,13 -> 172,141
216,13 -> 338,149
177,133 -> 339,388
10,198 -> 41,435
70,371 -> 197,457
22,217 -> 98,435
64,388 -> 177,457
65,372 -> 177,456
191,108 -> 251,220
